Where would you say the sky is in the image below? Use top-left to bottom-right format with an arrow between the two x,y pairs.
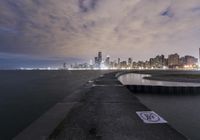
0,0 -> 200,68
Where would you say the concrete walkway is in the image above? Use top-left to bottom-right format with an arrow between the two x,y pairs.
14,72 -> 188,140
50,72 -> 187,140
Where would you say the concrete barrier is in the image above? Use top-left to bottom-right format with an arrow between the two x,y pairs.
126,85 -> 200,95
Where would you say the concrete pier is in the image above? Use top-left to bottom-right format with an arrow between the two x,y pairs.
14,72 -> 188,140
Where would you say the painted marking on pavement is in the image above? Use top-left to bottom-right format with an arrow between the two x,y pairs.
136,111 -> 167,124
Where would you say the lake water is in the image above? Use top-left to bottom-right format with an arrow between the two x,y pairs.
0,70 -> 108,140
119,73 -> 200,140
118,73 -> 200,87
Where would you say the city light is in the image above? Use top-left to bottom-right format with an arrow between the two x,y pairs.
70,51 -> 199,70
20,67 -> 59,70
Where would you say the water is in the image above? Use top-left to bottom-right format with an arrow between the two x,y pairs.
119,73 -> 200,140
0,70 -> 108,140
118,73 -> 200,87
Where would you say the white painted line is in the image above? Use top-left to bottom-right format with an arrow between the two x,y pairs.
92,84 -> 123,87
100,75 -> 104,77
136,111 -> 167,124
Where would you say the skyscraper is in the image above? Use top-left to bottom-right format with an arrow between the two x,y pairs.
128,58 -> 132,67
199,48 -> 200,63
118,58 -> 120,64
98,52 -> 102,64
94,51 -> 102,68
95,57 -> 98,65
105,55 -> 110,67
118,58 -> 121,68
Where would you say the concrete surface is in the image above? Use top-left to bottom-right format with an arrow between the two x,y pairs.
48,72 -> 187,140
13,103 -> 76,140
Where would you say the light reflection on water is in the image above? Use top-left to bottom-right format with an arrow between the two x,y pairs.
118,73 -> 200,87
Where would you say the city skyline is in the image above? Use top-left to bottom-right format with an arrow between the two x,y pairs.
70,51 -> 199,70
1,0 -> 200,68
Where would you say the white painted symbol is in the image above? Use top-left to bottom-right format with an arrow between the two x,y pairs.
136,111 -> 167,124
88,80 -> 94,83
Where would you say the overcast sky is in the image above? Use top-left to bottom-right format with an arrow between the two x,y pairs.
0,0 -> 200,68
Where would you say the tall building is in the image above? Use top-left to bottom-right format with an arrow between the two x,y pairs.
128,58 -> 132,67
94,57 -> 98,64
199,48 -> 200,63
118,58 -> 120,64
168,53 -> 179,67
63,62 -> 66,69
98,52 -> 102,64
105,55 -> 110,67
117,58 -> 121,68
94,52 -> 102,68
149,55 -> 165,68
94,52 -> 103,68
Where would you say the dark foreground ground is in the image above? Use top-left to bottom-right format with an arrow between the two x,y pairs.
14,71 -> 187,140
0,70 -> 110,140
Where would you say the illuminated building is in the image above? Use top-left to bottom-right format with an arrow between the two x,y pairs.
144,61 -> 150,68
120,61 -> 127,68
150,55 -> 165,68
94,57 -> 99,67
71,51 -> 198,70
168,53 -> 179,68
98,52 -> 102,64
117,58 -> 121,68
199,48 -> 200,63
105,55 -> 110,67
94,52 -> 103,68
95,57 -> 98,64
132,61 -> 137,68
128,58 -> 132,68
137,61 -> 145,68
180,55 -> 198,66
118,58 -> 120,64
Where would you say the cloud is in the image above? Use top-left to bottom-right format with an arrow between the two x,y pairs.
0,0 -> 200,61
78,0 -> 99,12
0,52 -> 83,69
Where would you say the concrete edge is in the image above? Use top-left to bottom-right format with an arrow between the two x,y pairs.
13,102 -> 77,140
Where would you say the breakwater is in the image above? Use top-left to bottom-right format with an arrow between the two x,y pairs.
126,85 -> 200,94
118,73 -> 200,95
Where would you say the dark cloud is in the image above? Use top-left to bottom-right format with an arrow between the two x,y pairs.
79,0 -> 99,12
191,6 -> 200,13
0,26 -> 18,34
161,7 -> 174,17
